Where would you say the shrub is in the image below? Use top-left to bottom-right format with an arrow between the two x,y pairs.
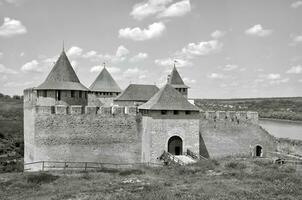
119,169 -> 145,176
224,161 -> 246,170
26,172 -> 59,184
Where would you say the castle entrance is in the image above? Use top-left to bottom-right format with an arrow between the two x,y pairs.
255,145 -> 263,157
168,136 -> 183,155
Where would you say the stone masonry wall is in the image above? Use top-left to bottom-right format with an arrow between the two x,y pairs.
200,119 -> 277,158
25,105 -> 141,171
141,113 -> 200,163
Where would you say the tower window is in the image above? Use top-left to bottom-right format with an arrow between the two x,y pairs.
71,90 -> 75,98
79,91 -> 82,98
43,90 -> 47,97
161,110 -> 167,115
56,90 -> 61,101
185,111 -> 191,115
173,110 -> 179,115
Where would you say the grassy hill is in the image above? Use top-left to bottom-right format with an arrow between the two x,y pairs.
0,93 -> 23,172
194,97 -> 302,121
1,158 -> 301,199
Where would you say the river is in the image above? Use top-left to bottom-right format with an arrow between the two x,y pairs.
259,119 -> 302,140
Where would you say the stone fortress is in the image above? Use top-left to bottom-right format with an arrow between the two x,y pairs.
24,49 -> 277,171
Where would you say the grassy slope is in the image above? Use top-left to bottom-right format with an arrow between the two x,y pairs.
0,158 -> 301,200
195,97 -> 302,121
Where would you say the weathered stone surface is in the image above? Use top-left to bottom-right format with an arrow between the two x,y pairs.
55,105 -> 67,115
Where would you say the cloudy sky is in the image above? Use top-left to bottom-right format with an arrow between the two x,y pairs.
0,0 -> 302,98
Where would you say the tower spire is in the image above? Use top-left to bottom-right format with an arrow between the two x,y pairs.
103,62 -> 106,68
62,40 -> 65,52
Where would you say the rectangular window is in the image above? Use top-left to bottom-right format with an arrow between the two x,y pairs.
43,90 -> 47,97
71,91 -> 75,98
85,92 -> 87,99
185,111 -> 191,115
173,110 -> 179,115
161,110 -> 167,115
79,91 -> 82,98
56,90 -> 61,101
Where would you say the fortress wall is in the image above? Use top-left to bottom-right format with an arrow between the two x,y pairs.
200,119 -> 277,158
27,106 -> 141,171
203,111 -> 258,124
24,89 -> 37,165
87,93 -> 115,107
141,113 -> 200,163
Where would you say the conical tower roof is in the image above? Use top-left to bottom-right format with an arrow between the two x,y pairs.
168,66 -> 189,88
36,51 -> 88,91
139,84 -> 198,111
89,67 -> 122,92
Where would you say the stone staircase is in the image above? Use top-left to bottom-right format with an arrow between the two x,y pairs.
160,149 -> 207,165
175,155 -> 197,165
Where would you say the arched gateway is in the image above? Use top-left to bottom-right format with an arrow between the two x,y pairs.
168,136 -> 183,155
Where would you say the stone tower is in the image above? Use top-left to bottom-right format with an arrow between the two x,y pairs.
35,50 -> 89,106
139,84 -> 202,163
167,66 -> 189,98
88,66 -> 122,106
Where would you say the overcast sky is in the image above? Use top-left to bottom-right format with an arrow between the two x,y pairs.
0,0 -> 302,98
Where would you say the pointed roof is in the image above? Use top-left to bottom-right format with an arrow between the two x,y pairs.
168,66 -> 189,88
89,67 -> 122,93
36,51 -> 88,91
139,84 -> 199,111
115,84 -> 159,102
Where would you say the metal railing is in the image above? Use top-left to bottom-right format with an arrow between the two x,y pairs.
186,149 -> 208,160
24,161 -> 163,171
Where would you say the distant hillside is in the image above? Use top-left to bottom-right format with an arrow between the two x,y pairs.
0,93 -> 23,172
194,97 -> 302,121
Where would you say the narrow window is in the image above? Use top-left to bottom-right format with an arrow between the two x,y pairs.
71,90 -> 75,98
43,90 -> 47,97
79,91 -> 82,98
85,92 -> 87,99
173,110 -> 179,115
161,110 -> 167,115
56,90 -> 61,101
185,111 -> 191,115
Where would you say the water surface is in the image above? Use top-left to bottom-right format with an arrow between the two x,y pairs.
260,119 -> 302,140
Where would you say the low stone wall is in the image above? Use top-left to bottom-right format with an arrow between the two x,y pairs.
200,120 -> 277,158
202,111 -> 258,124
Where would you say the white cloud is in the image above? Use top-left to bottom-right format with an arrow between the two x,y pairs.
21,60 -> 41,73
180,40 -> 223,58
291,1 -> 302,8
90,65 -> 121,74
222,64 -> 238,71
82,50 -> 97,58
130,53 -> 148,62
155,57 -> 192,67
299,79 -> 302,83
266,73 -> 281,80
119,22 -> 166,41
286,65 -> 302,74
211,30 -> 226,39
183,77 -> 196,84
1,0 -> 23,5
157,0 -> 191,18
0,17 -> 27,37
4,81 -> 33,87
123,67 -> 147,79
207,73 -> 224,79
245,24 -> 272,37
130,0 -> 173,20
115,45 -> 130,57
0,64 -> 17,74
291,35 -> 302,45
0,52 -> 3,58
67,46 -> 83,57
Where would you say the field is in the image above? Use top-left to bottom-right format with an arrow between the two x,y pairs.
0,158 -> 301,200
194,97 -> 302,121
